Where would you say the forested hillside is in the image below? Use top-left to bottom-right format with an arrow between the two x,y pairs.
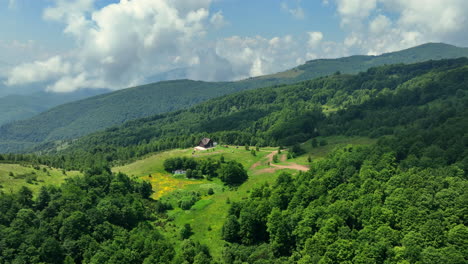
220,137 -> 467,263
0,89 -> 110,126
1,58 -> 467,263
0,167 -> 185,264
1,43 -> 467,153
36,58 -> 468,171
269,42 -> 468,82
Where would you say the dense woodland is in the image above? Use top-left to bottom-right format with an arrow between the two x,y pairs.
0,168 -> 172,263
220,129 -> 467,263
0,58 -> 467,263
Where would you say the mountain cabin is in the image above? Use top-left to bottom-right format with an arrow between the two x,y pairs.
198,138 -> 214,149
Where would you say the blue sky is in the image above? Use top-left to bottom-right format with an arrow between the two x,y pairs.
1,0 -> 468,93
209,0 -> 342,40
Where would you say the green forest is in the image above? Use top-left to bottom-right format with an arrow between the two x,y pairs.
0,58 -> 467,263
1,43 -> 467,154
21,58 -> 467,171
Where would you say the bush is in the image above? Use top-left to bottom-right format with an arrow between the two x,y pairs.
219,161 -> 248,186
311,138 -> 318,148
291,143 -> 305,156
272,154 -> 279,163
180,224 -> 193,239
207,188 -> 214,195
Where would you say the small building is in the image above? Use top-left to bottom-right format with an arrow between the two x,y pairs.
173,170 -> 186,175
198,138 -> 214,149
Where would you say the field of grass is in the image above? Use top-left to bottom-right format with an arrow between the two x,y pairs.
113,145 -> 277,177
0,163 -> 82,195
290,136 -> 377,166
113,146 -> 285,256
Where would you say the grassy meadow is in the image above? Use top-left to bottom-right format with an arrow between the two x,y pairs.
0,163 -> 82,195
111,137 -> 375,259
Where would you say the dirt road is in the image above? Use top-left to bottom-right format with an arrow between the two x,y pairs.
250,150 -> 309,172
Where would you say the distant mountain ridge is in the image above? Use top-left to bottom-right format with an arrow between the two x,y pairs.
0,89 -> 110,126
1,42 -> 468,153
255,42 -> 468,82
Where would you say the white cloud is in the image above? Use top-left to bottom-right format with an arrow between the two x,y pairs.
336,0 -> 376,27
307,31 -> 323,48
6,0 -> 325,91
8,0 -> 213,92
281,1 -> 305,20
385,0 -> 468,42
369,14 -> 391,34
336,0 -> 376,18
6,56 -> 71,86
330,0 -> 468,54
210,11 -> 226,29
206,35 -> 306,80
5,0 -> 468,93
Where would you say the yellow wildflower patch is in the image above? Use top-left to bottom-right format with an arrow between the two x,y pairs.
141,173 -> 202,199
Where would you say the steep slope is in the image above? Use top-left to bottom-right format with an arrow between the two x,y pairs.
0,80 -> 251,152
0,89 -> 110,126
1,43 -> 468,153
37,58 -> 468,170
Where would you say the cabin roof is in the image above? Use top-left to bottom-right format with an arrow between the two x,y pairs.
200,138 -> 212,145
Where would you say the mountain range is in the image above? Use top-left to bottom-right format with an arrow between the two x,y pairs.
0,89 -> 110,126
1,42 -> 467,153
50,57 -> 468,169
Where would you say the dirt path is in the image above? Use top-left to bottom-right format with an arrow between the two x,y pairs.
280,153 -> 287,162
250,150 -> 309,172
250,150 -> 278,170
270,163 -> 309,172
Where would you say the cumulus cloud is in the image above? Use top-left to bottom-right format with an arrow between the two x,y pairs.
210,35 -> 303,79
336,0 -> 376,25
307,32 -> 323,48
185,35 -> 309,81
5,0 -> 468,92
330,0 -> 468,54
210,11 -> 226,29
6,56 -> 71,86
7,0 -> 212,92
5,0 -> 323,91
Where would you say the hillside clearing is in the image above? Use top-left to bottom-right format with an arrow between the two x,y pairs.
111,137 -> 375,260
0,163 -> 81,195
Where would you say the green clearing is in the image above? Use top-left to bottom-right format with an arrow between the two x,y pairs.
0,163 -> 81,195
111,137 -> 375,260
291,136 -> 377,165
